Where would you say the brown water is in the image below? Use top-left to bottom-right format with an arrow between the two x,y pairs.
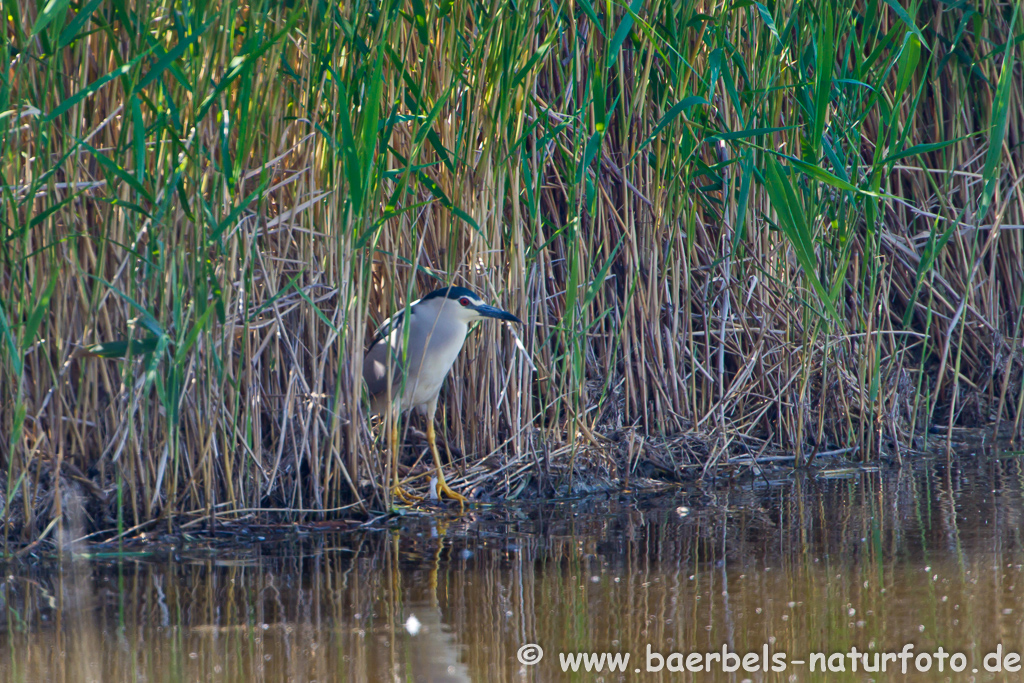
5,448 -> 1024,682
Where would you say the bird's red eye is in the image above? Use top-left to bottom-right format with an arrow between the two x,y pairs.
459,297 -> 470,307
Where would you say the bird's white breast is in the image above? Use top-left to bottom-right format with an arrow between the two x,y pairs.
396,301 -> 469,411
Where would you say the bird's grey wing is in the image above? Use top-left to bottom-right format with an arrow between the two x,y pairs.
362,336 -> 404,415
372,307 -> 404,341
371,297 -> 420,340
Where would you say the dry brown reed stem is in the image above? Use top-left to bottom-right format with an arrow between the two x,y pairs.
1,0 -> 1022,541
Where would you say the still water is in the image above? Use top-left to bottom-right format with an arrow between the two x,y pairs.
4,447 -> 1024,682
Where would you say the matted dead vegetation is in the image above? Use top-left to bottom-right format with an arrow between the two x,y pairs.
1,0 -> 1023,542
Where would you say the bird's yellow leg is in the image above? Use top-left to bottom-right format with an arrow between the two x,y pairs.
427,420 -> 467,509
390,418 -> 420,504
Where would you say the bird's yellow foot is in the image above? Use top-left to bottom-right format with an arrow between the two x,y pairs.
391,484 -> 422,505
433,478 -> 469,510
426,421 -> 467,510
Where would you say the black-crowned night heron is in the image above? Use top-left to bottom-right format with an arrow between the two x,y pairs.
363,285 -> 521,506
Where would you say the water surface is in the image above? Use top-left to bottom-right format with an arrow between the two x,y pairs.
4,445 -> 1024,682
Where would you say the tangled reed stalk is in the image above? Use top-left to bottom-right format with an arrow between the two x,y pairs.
2,0 -> 1022,541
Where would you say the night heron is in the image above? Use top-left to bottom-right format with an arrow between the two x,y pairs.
363,285 -> 521,506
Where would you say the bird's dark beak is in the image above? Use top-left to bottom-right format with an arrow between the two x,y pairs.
474,303 -> 522,324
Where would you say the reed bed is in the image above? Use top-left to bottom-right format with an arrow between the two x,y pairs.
1,0 -> 1022,541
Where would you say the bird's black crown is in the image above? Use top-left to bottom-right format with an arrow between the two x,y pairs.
421,286 -> 479,302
